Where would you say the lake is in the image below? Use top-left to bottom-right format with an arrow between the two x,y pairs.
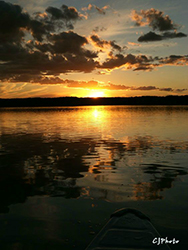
0,106 -> 188,249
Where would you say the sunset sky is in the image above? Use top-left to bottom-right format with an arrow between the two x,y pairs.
0,0 -> 188,98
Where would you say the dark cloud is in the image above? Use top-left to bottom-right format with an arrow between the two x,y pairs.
159,88 -> 187,92
99,53 -> 127,69
163,32 -> 187,39
46,6 -> 64,19
99,53 -> 152,70
0,51 -> 98,79
29,19 -> 53,41
93,26 -> 107,32
33,31 -> 98,65
45,4 -> 82,30
69,81 -> 147,91
72,81 -> 186,93
0,1 -> 187,87
159,55 -> 188,65
104,83 -> 130,90
1,74 -> 187,93
133,66 -> 153,71
4,75 -> 66,84
134,86 -> 157,91
0,41 -> 99,85
90,34 -> 123,52
105,84 -> 186,92
0,1 -> 30,43
138,31 -> 187,42
32,5 -> 83,39
159,88 -> 173,92
46,5 -> 80,21
0,1 -> 83,44
132,8 -> 177,31
175,88 -> 187,92
99,53 -> 188,71
49,79 -> 187,93
0,42 -> 28,61
138,31 -> 162,42
0,1 -> 99,81
36,31 -> 88,55
132,8 -> 187,43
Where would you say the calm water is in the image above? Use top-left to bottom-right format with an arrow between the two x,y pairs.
0,106 -> 188,250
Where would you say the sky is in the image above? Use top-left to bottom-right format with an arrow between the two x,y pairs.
0,0 -> 188,98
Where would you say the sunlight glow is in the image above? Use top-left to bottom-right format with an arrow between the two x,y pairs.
89,90 -> 105,98
93,109 -> 99,118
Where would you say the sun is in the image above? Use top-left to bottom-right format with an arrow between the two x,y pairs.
89,90 -> 105,98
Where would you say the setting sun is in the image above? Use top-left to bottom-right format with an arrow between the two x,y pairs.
89,90 -> 105,98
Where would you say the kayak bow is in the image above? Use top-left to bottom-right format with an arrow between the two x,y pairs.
86,208 -> 171,250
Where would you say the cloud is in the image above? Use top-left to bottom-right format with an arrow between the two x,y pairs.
128,42 -> 141,46
70,81 -> 187,93
1,42 -> 187,83
67,80 -> 100,89
46,5 -> 80,21
45,4 -> 83,30
29,78 -> 188,93
134,86 -> 157,91
175,88 -> 187,92
82,4 -> 109,15
159,88 -> 173,92
0,1 -> 30,43
159,87 -> 187,92
0,1 -> 100,81
138,31 -> 163,42
99,53 -> 188,71
64,79 -> 187,93
29,19 -> 53,41
99,53 -> 152,70
0,1 -> 187,87
0,50 -> 99,78
93,26 -> 107,32
159,55 -> 188,65
66,81 -> 187,93
90,34 -> 123,52
3,75 -> 66,84
132,8 -> 177,31
35,31 -> 97,58
32,4 -> 84,40
132,8 -> 187,43
163,32 -> 187,39
0,1 -> 84,44
133,66 -> 153,71
95,6 -> 108,15
138,31 -> 187,42
1,75 -> 186,94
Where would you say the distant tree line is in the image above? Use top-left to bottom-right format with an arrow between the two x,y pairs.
0,96 -> 188,107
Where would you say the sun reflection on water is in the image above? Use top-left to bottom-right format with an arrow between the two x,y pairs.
0,106 -> 188,206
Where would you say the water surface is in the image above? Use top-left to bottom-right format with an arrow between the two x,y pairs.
0,106 -> 188,249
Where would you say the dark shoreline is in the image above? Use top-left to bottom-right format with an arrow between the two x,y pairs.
0,95 -> 188,107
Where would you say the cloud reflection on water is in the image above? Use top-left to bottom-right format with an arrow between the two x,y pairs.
0,132 -> 187,213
